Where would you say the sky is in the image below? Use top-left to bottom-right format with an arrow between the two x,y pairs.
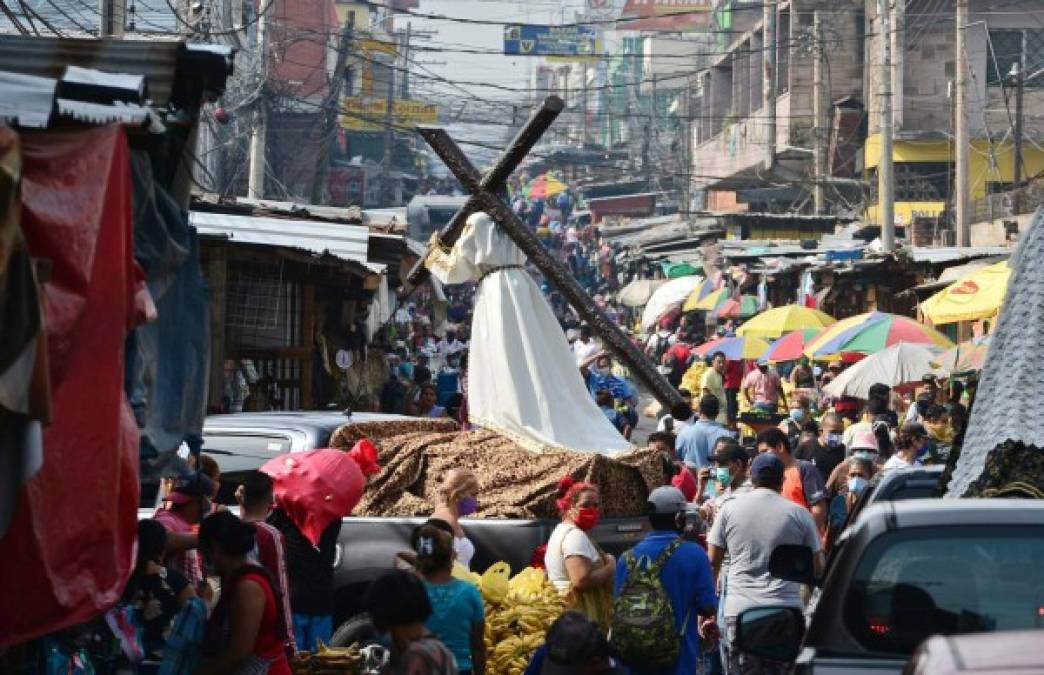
397,0 -> 588,164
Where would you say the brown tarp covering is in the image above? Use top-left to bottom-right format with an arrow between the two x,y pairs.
330,420 -> 663,519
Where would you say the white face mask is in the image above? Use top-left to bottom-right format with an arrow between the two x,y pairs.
847,476 -> 869,495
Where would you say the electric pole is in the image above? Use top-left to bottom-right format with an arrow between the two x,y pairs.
100,0 -> 125,36
877,0 -> 895,252
1012,60 -> 1025,214
813,10 -> 827,214
763,0 -> 777,171
955,0 -> 970,246
381,23 -> 404,206
247,3 -> 269,199
310,17 -> 354,205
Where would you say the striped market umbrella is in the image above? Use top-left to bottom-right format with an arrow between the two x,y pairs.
714,295 -> 760,320
682,276 -> 724,311
804,311 -> 954,361
737,305 -> 836,339
524,173 -> 568,200
759,328 -> 825,363
689,286 -> 728,312
933,335 -> 992,375
694,335 -> 772,361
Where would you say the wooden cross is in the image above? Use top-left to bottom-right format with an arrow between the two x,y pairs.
411,96 -> 684,410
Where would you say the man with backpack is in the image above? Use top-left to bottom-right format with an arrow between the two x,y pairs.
612,487 -> 718,675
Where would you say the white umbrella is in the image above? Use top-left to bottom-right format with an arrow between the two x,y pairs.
823,342 -> 944,400
618,278 -> 665,308
641,275 -> 703,330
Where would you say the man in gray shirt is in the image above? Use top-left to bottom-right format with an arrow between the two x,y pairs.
707,453 -> 823,674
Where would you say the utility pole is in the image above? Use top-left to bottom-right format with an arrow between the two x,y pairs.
381,23 -> 403,206
891,0 -> 905,129
955,0 -> 970,246
682,80 -> 693,215
877,0 -> 895,252
763,0 -> 777,171
581,61 -> 589,146
1012,60 -> 1025,214
310,17 -> 354,205
812,10 -> 827,214
247,3 -> 269,199
100,0 -> 125,37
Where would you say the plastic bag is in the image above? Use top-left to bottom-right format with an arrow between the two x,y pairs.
480,561 -> 511,605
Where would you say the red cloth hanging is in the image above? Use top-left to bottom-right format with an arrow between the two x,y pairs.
0,126 -> 140,646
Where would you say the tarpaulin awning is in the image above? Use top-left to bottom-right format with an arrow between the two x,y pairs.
0,125 -> 140,646
189,210 -> 386,273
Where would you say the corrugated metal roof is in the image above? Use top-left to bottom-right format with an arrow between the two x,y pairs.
908,246 -> 1012,264
0,70 -> 55,127
0,36 -> 231,108
189,211 -> 386,273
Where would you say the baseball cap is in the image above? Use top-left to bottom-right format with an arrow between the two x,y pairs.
166,473 -> 215,505
750,453 -> 785,484
647,486 -> 688,515
541,611 -> 613,675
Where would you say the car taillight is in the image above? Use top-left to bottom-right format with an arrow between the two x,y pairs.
867,617 -> 891,635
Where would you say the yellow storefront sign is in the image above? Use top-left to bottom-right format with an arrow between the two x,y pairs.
340,98 -> 439,131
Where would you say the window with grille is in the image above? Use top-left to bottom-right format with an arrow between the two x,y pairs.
988,29 -> 1044,87
868,162 -> 952,202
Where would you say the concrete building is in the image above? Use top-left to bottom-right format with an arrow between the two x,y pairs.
863,0 -> 1044,231
690,0 -> 865,213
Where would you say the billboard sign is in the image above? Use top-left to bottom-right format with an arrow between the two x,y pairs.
619,0 -> 712,30
503,24 -> 599,58
340,98 -> 439,132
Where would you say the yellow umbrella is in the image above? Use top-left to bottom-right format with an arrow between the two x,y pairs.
737,305 -> 837,339
920,260 -> 1011,325
688,287 -> 728,312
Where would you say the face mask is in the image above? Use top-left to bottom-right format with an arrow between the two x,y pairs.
847,476 -> 869,495
458,496 -> 479,516
573,506 -> 601,531
826,433 -> 844,447
790,409 -> 806,422
595,366 -> 611,377
714,467 -> 733,487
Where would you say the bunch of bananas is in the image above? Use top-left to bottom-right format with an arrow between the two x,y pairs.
292,641 -> 363,674
481,565 -> 567,675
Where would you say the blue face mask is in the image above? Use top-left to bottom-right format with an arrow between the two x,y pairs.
714,467 -> 733,486
826,433 -> 844,447
790,409 -> 806,422
847,476 -> 869,495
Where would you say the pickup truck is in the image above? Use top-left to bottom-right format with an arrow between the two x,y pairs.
733,499 -> 1044,674
143,411 -> 648,640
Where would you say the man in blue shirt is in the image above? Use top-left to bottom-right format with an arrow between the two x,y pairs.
676,395 -> 733,471
614,487 -> 718,675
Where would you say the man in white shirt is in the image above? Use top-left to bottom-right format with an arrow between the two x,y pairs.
572,325 -> 601,366
708,453 -> 823,674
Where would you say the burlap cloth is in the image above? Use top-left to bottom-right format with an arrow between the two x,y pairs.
330,420 -> 663,519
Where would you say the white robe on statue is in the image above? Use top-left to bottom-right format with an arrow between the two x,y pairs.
425,212 -> 633,455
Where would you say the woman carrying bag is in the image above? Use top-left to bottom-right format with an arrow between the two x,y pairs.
543,477 -> 615,632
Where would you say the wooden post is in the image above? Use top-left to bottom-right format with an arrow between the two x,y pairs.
301,283 -> 315,409
207,246 -> 227,412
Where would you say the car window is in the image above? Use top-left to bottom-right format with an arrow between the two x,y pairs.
844,526 -> 1044,654
202,433 -> 292,504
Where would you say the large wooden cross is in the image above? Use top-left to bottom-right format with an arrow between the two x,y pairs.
410,96 -> 684,409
